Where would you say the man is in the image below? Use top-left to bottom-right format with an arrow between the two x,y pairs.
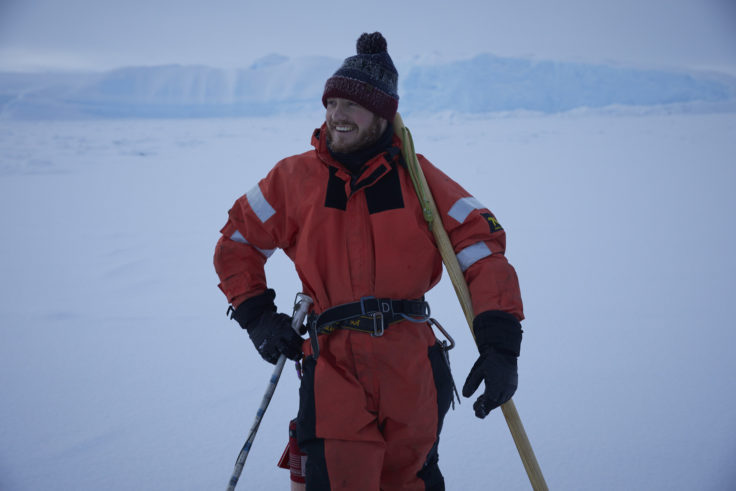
214,32 -> 524,491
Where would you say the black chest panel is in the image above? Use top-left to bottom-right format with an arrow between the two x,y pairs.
324,155 -> 405,214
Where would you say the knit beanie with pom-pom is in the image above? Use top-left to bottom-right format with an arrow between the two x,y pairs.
322,32 -> 399,121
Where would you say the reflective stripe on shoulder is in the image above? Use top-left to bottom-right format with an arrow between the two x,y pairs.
448,196 -> 485,223
456,241 -> 492,272
246,185 -> 276,223
229,230 -> 276,258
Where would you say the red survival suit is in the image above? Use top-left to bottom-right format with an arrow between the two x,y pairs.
214,124 -> 523,490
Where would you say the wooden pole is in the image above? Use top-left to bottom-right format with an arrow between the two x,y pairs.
394,113 -> 549,491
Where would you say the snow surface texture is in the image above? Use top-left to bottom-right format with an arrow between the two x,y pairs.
1,59 -> 736,489
1,111 -> 735,490
1,53 -> 735,119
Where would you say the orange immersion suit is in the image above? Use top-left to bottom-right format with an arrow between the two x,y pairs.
214,124 -> 523,490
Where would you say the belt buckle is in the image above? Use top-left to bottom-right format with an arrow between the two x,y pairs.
369,311 -> 384,337
360,296 -> 387,337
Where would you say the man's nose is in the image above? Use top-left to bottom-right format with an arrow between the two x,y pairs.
330,109 -> 343,121
330,102 -> 348,120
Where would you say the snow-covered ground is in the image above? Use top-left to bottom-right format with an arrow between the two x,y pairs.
1,108 -> 735,490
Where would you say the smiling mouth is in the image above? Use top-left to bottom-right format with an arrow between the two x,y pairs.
332,123 -> 356,133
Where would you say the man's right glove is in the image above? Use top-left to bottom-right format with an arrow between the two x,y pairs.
462,310 -> 523,419
229,289 -> 304,364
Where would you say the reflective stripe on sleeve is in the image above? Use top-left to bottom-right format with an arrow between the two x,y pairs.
230,230 -> 247,244
254,246 -> 276,258
229,230 -> 276,258
246,185 -> 276,223
456,241 -> 492,272
448,196 -> 485,223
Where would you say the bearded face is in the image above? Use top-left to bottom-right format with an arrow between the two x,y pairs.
325,98 -> 388,154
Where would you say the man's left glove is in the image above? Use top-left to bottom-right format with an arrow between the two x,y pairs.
462,311 -> 523,419
229,289 -> 304,364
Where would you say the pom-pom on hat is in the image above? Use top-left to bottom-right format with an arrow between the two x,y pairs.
322,32 -> 399,121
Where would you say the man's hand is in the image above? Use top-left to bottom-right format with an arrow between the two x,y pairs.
462,348 -> 518,418
462,311 -> 522,419
246,311 -> 304,364
229,289 -> 304,364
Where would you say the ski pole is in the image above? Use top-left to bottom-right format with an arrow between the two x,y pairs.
394,113 -> 549,491
227,293 -> 313,491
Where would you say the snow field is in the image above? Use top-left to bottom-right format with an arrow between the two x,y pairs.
1,110 -> 735,490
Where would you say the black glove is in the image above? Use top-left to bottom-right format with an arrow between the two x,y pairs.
229,289 -> 304,364
462,311 -> 522,419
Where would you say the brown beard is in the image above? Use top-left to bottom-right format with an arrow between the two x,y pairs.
326,115 -> 386,154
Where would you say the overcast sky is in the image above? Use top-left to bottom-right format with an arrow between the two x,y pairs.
1,0 -> 735,74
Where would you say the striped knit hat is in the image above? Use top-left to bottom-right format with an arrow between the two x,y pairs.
322,32 -> 399,121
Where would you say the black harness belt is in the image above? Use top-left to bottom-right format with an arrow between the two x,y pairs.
309,296 -> 431,338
